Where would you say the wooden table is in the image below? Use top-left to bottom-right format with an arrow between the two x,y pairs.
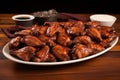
0,14 -> 120,80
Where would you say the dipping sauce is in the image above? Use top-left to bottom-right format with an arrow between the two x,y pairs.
12,14 -> 35,27
16,17 -> 30,20
90,14 -> 116,26
90,14 -> 115,21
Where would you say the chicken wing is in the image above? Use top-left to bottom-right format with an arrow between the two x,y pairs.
31,25 -> 48,36
88,43 -> 105,53
99,26 -> 115,38
39,34 -> 56,47
73,36 -> 93,45
33,45 -> 50,62
10,46 -> 36,61
66,21 -> 85,36
52,45 -> 70,61
14,29 -> 31,36
57,32 -> 71,46
46,22 -> 61,36
47,53 -> 57,62
9,36 -> 22,49
60,21 -> 75,28
21,35 -> 45,47
85,21 -> 100,28
71,44 -> 92,59
86,27 -> 102,42
100,32 -> 117,48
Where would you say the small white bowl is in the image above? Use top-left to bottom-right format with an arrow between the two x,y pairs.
90,14 -> 116,27
12,14 -> 35,27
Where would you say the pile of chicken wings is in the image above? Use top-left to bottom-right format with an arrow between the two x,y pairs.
8,21 -> 117,62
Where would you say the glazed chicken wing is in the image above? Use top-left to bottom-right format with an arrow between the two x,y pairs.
57,32 -> 71,46
39,34 -> 56,47
9,36 -> 22,49
66,21 -> 85,35
60,22 -> 75,28
71,44 -> 92,59
21,35 -> 45,47
14,30 -> 31,36
33,45 -> 50,62
100,32 -> 117,48
31,25 -> 48,36
73,36 -> 93,45
46,22 -> 61,36
88,43 -> 105,53
47,53 -> 57,62
52,45 -> 70,61
86,27 -> 102,42
99,26 -> 115,38
85,21 -> 100,28
31,25 -> 41,36
10,46 -> 36,61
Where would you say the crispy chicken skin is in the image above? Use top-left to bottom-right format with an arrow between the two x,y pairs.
10,46 -> 36,61
9,21 -> 117,62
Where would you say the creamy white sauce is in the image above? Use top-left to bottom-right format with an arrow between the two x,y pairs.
90,14 -> 116,22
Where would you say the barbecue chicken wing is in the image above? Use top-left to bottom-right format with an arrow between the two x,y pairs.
88,43 -> 105,53
99,26 -> 115,38
71,44 -> 92,59
9,36 -> 22,49
31,25 -> 41,36
33,45 -> 50,62
73,36 -> 93,45
66,21 -> 85,36
57,32 -> 71,46
47,53 -> 57,62
46,22 -> 61,36
85,21 -> 100,28
10,46 -> 36,61
21,35 -> 45,47
31,25 -> 48,36
100,32 -> 117,48
14,30 -> 31,36
60,22 -> 75,28
52,45 -> 70,61
39,34 -> 55,47
86,27 -> 102,42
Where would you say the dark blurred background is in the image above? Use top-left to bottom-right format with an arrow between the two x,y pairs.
0,0 -> 119,14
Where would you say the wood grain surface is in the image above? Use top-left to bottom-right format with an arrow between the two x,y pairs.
0,14 -> 120,80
